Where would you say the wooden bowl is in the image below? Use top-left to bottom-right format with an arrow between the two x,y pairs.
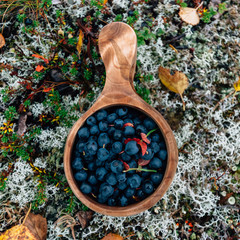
64,22 -> 178,217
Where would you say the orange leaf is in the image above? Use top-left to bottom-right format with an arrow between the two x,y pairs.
101,233 -> 124,240
138,158 -> 150,166
120,160 -> 130,170
103,0 -> 108,4
137,141 -> 147,156
35,65 -> 44,72
233,77 -> 240,92
77,30 -> 84,57
0,33 -> 5,49
43,87 -> 52,92
32,54 -> 49,64
140,133 -> 150,144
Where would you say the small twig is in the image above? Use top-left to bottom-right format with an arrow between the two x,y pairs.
165,34 -> 186,44
212,90 -> 235,112
21,203 -> 31,225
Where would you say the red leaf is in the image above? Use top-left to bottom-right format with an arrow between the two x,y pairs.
124,138 -> 140,144
138,159 -> 150,166
43,87 -> 52,92
137,141 -> 147,155
35,65 -> 44,72
120,160 -> 130,170
123,123 -> 134,128
141,133 -> 150,144
32,54 -> 49,64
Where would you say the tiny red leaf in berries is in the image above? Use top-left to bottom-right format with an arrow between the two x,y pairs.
140,133 -> 150,144
138,159 -> 151,166
123,123 -> 134,128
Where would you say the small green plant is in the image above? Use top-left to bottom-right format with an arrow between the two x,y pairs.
176,0 -> 187,8
218,2 -> 227,14
135,84 -> 151,104
202,7 -> 217,23
136,27 -> 156,46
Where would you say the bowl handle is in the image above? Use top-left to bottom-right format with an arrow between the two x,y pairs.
98,22 -> 137,96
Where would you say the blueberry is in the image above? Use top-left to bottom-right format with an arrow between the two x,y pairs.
136,189 -> 146,200
96,167 -> 108,181
80,182 -> 92,194
83,152 -> 95,162
88,135 -> 98,142
96,160 -> 104,167
108,150 -> 117,160
117,182 -> 127,190
86,116 -> 97,126
74,170 -> 87,182
119,195 -> 128,206
97,194 -> 107,203
71,157 -> 83,170
99,121 -> 108,132
149,157 -> 162,169
96,109 -> 107,121
97,148 -> 109,161
108,127 -> 115,136
110,160 -> 124,173
116,107 -> 128,117
77,127 -> 90,141
123,126 -> 135,137
143,118 -> 157,130
116,172 -> 126,183
112,141 -> 123,154
150,142 -> 160,153
142,181 -> 154,195
125,141 -> 139,156
88,174 -> 98,185
128,160 -> 138,169
77,59 -> 82,65
159,141 -> 166,149
123,119 -> 133,124
113,129 -> 122,141
87,162 -> 96,171
136,125 -> 147,134
141,167 -> 151,178
150,173 -> 163,185
127,174 -> 142,188
85,140 -> 98,155
107,113 -> 118,123
158,149 -> 167,161
141,147 -> 154,160
121,152 -> 131,162
151,133 -> 161,142
133,117 -> 141,125
104,161 -> 111,171
114,119 -> 124,129
76,141 -> 85,152
25,18 -> 33,25
112,189 -> 120,198
90,125 -> 100,135
106,173 -> 117,186
99,183 -> 114,198
108,198 -> 117,206
98,133 -> 110,147
125,187 -> 136,198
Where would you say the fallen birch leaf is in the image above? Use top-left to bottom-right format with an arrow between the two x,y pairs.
76,30 -> 84,57
0,33 -> 5,48
158,66 -> 189,111
101,233 -> 124,240
0,211 -> 47,240
179,7 -> 200,25
17,113 -> 27,136
233,77 -> 240,92
76,211 -> 93,229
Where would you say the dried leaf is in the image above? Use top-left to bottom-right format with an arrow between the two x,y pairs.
121,161 -> 130,170
58,28 -> 64,37
123,123 -> 134,128
32,54 -> 49,64
0,213 -> 47,240
158,66 -> 189,110
140,133 -> 150,144
179,7 -> 200,26
35,65 -> 44,72
24,213 -> 47,240
233,77 -> 240,92
17,113 -> 27,136
77,30 -> 84,57
137,141 -> 147,156
76,211 -> 93,229
0,33 -> 5,49
101,233 -> 124,240
138,159 -> 150,166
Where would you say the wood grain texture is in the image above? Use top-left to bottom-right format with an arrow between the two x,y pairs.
64,22 -> 178,217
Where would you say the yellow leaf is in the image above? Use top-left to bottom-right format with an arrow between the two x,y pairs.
158,66 -> 189,111
0,33 -> 5,49
233,77 -> 240,92
103,0 -> 108,4
77,30 -> 84,57
179,7 -> 200,26
0,225 -> 36,240
101,233 -> 124,240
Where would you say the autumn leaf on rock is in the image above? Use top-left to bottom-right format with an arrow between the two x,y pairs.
101,233 -> 123,240
233,77 -> 240,92
77,30 -> 84,57
140,133 -> 150,144
158,66 -> 189,111
0,33 -> 5,49
179,7 -> 200,25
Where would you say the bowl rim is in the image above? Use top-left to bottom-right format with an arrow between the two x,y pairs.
64,103 -> 178,217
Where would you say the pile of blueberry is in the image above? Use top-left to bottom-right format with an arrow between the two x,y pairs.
71,106 -> 167,207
